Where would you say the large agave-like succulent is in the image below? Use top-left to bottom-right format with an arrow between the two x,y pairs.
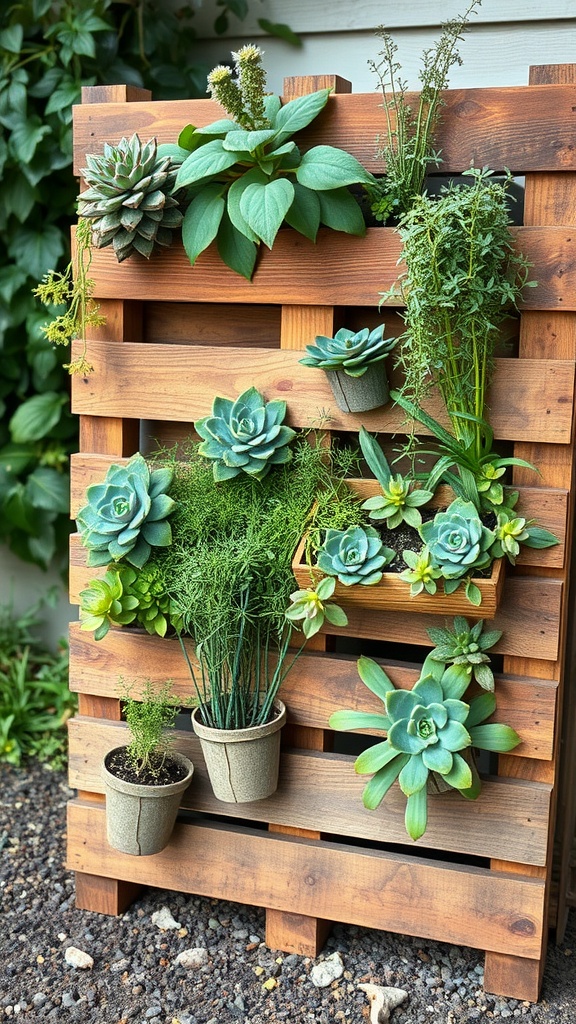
300,325 -> 396,378
77,134 -> 184,262
316,525 -> 393,586
77,453 -> 176,568
329,652 -> 520,840
195,387 -> 297,482
420,498 -> 493,580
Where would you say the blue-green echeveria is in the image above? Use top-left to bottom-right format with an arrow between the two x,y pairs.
300,324 -> 396,378
77,454 -> 175,568
419,498 -> 493,579
329,652 -> 520,841
316,525 -> 393,586
194,386 -> 296,482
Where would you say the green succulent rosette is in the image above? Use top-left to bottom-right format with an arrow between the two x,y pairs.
329,652 -> 521,841
195,386 -> 297,482
316,525 -> 393,586
77,453 -> 176,569
300,324 -> 396,378
420,498 -> 493,579
79,565 -> 139,640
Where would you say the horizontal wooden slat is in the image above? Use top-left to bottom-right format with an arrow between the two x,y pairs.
67,718 -> 551,866
68,544 -> 562,661
81,227 -> 576,310
67,800 -> 546,958
69,455 -> 568,569
70,343 -> 575,444
67,624 -> 557,761
73,85 -> 576,176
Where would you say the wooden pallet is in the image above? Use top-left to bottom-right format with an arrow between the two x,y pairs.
67,66 -> 576,1002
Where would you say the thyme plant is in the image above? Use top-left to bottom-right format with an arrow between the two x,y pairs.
368,1 -> 481,222
121,679 -> 179,777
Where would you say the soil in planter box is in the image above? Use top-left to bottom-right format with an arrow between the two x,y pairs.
105,749 -> 188,787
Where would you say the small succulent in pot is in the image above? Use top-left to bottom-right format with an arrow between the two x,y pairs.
300,326 -> 397,414
300,325 -> 396,378
329,649 -> 520,841
195,386 -> 296,482
316,525 -> 394,586
76,453 -> 176,568
77,134 -> 185,262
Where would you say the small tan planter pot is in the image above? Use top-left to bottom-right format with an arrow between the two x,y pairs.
192,700 -> 287,803
103,748 -> 194,856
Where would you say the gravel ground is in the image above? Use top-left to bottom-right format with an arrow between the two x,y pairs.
1,760 -> 575,1023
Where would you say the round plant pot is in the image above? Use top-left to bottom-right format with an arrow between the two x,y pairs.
325,363 -> 390,413
102,747 -> 194,856
192,700 -> 287,803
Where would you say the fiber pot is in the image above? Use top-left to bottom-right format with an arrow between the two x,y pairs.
102,747 -> 194,856
192,700 -> 287,803
325,363 -> 390,413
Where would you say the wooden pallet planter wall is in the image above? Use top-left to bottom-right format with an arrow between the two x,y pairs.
67,66 -> 576,1002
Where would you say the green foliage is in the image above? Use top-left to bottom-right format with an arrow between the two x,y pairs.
329,638 -> 520,841
399,547 -> 442,597
0,591 -> 74,768
316,525 -> 393,586
195,386 -> 296,482
389,168 -> 535,478
176,45 -> 374,278
157,434 -> 359,729
76,453 -> 175,568
300,324 -> 396,378
79,564 -> 139,641
427,616 -> 502,692
359,426 -> 433,529
367,1 -> 481,221
121,678 -> 179,777
0,0 -> 282,570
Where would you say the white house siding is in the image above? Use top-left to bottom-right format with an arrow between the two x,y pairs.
193,1 -> 576,92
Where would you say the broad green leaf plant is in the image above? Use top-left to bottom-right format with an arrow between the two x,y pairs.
174,45 -> 375,279
329,623 -> 520,840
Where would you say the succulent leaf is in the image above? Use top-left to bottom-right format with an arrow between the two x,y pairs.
300,324 -> 396,377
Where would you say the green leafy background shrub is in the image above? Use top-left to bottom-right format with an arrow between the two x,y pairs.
0,0 -> 291,571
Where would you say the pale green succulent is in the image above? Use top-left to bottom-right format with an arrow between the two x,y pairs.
79,566 -> 139,641
195,386 -> 296,482
77,133 -> 184,262
316,525 -> 393,586
359,426 -> 434,529
286,576 -> 348,639
76,453 -> 176,569
300,325 -> 396,378
330,650 -> 520,841
490,511 -> 558,564
400,547 -> 442,596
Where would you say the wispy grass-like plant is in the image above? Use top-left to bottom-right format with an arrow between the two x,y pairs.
368,1 -> 481,222
157,436 -> 362,730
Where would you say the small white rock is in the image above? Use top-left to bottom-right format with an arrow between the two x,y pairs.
174,947 -> 209,969
64,947 -> 94,970
310,951 -> 344,988
151,907 -> 181,931
358,982 -> 408,1023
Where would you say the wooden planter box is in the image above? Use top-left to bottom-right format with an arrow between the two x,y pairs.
66,68 -> 576,1005
291,479 -> 507,617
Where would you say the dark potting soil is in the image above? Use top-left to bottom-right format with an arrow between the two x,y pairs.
373,506 -> 497,579
104,748 -> 189,787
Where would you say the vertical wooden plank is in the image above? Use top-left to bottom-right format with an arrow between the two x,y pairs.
485,62 -> 576,998
264,74 -> 351,958
69,85 -> 148,917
